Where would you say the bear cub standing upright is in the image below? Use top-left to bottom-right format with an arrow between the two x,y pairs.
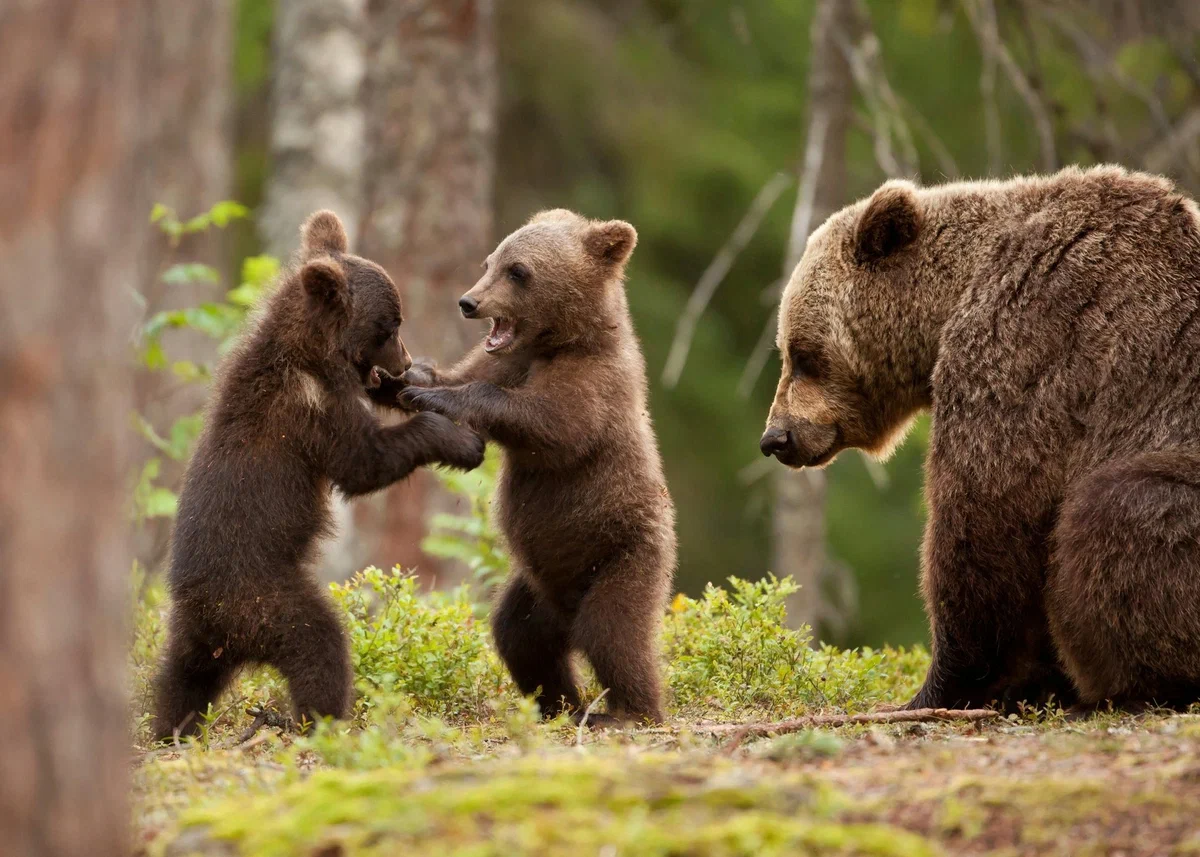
761,166 -> 1200,712
152,211 -> 484,741
391,209 -> 676,724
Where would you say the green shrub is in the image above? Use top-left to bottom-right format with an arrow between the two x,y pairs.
663,576 -> 897,717
329,567 -> 512,719
131,566 -> 925,742
131,201 -> 278,525
420,447 -> 510,592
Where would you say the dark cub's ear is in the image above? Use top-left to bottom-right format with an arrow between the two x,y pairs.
583,220 -> 638,267
301,256 -> 351,323
853,182 -> 921,265
300,210 -> 350,256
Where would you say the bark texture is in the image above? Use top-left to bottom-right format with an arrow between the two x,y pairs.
260,0 -> 367,260
0,1 -> 140,853
356,0 -> 497,578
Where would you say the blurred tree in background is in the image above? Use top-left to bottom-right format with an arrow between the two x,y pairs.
132,0 -> 1200,648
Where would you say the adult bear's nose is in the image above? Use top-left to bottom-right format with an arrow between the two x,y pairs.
459,295 -> 479,318
759,426 -> 791,458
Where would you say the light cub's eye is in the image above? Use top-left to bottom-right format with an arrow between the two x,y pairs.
508,263 -> 530,285
791,349 -> 825,382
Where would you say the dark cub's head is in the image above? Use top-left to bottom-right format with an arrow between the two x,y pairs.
456,209 -> 637,354
296,210 -> 411,382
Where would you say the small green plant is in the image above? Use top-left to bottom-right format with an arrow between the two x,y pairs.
421,447 -> 510,591
662,576 -> 903,717
329,567 -> 512,719
131,201 -> 279,524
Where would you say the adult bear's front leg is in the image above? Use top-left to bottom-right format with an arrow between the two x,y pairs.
906,450 -> 1057,711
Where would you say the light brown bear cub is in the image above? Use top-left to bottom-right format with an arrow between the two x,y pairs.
761,166 -> 1200,713
386,209 -> 677,724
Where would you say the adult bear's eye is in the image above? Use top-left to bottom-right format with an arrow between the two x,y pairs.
508,263 -> 530,285
791,348 -> 825,381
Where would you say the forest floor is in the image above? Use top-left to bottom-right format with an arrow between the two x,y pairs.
136,707 -> 1200,857
130,571 -> 1200,856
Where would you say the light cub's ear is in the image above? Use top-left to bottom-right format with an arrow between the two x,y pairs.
301,256 -> 351,323
583,220 -> 638,266
853,182 -> 921,265
300,210 -> 349,256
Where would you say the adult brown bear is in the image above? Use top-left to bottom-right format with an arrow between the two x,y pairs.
761,166 -> 1200,712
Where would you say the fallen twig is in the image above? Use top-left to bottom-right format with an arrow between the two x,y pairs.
709,707 -> 1001,755
576,689 -> 610,746
232,706 -> 296,746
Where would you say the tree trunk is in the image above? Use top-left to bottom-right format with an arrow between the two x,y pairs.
358,0 -> 497,583
260,0 -> 367,259
260,0 -> 368,582
0,1 -> 141,853
774,0 -> 856,632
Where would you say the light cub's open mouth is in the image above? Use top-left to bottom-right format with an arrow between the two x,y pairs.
485,318 -> 516,353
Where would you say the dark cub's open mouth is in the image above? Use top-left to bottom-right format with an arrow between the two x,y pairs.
485,318 -> 516,353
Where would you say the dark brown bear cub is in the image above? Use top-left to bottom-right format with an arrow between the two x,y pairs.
393,209 -> 676,725
152,211 -> 484,741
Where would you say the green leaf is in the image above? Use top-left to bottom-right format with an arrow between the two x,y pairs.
162,263 -> 221,285
182,303 -> 243,339
142,309 -> 189,339
208,200 -> 250,227
149,203 -> 172,224
181,213 -> 212,234
241,254 -> 281,289
139,338 -> 168,371
131,457 -> 178,521
142,487 -> 179,518
170,360 -> 209,383
225,283 -> 263,308
165,413 -> 204,460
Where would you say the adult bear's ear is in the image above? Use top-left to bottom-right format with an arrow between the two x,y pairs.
300,209 -> 350,256
853,181 -> 921,265
301,256 -> 352,325
583,220 -> 638,267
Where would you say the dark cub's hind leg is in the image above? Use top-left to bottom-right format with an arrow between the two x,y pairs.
571,561 -> 667,725
264,585 -> 354,728
1049,451 -> 1200,707
153,631 -> 240,742
492,573 -> 581,718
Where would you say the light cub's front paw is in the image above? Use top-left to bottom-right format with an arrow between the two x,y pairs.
401,357 -> 438,388
399,385 -> 454,416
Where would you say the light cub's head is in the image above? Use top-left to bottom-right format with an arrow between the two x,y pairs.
761,181 -> 923,468
457,209 -> 637,354
297,210 -> 412,383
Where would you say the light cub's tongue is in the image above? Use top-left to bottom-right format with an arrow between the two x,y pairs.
485,318 -> 515,352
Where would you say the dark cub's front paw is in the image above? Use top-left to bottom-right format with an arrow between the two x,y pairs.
409,412 -> 485,470
441,424 -> 486,471
365,367 -> 414,411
